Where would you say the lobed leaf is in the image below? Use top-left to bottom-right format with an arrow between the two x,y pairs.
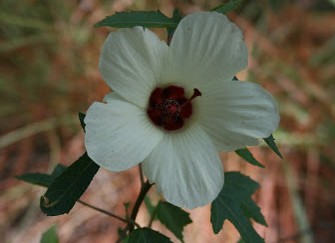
123,228 -> 172,243
236,148 -> 265,168
40,153 -> 100,216
156,202 -> 192,242
17,173 -> 54,188
40,225 -> 59,243
212,0 -> 245,14
264,134 -> 283,158
242,202 -> 267,227
167,9 -> 183,42
211,172 -> 266,243
16,164 -> 67,188
95,11 -> 177,29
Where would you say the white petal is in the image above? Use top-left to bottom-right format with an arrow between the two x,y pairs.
198,81 -> 280,151
99,27 -> 168,108
84,96 -> 163,171
142,125 -> 224,209
161,12 -> 247,90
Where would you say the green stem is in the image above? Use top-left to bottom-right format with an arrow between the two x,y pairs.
128,180 -> 153,232
78,200 -> 140,228
116,180 -> 153,242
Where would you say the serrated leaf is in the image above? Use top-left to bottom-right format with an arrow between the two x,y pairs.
95,11 -> 177,29
167,9 -> 183,42
212,0 -> 245,14
16,164 -> 67,187
40,153 -> 99,216
123,228 -> 172,243
50,164 -> 67,178
242,202 -> 267,226
78,112 -> 86,132
171,9 -> 182,23
264,134 -> 283,158
40,225 -> 59,243
156,202 -> 192,242
236,148 -> 265,168
16,173 -> 54,187
211,172 -> 266,243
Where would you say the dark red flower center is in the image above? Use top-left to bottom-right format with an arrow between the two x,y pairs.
147,85 -> 202,131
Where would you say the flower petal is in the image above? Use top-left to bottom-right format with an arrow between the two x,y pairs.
161,12 -> 247,90
142,124 -> 224,209
99,27 -> 168,108
198,81 -> 280,151
84,94 -> 163,171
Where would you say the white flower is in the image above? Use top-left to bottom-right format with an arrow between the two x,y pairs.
84,12 -> 279,209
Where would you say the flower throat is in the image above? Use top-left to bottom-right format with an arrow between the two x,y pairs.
147,85 -> 201,131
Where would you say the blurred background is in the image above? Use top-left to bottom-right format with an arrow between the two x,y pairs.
1,0 -> 334,242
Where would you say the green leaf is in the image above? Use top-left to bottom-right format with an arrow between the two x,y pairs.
16,164 -> 67,187
212,0 -> 245,14
40,225 -> 59,243
171,9 -> 182,24
144,196 -> 156,218
156,202 -> 192,242
16,173 -> 54,188
241,202 -> 267,227
123,228 -> 172,243
51,164 -> 67,178
236,148 -> 265,168
40,153 -> 100,216
211,172 -> 266,243
263,134 -> 283,158
95,11 -> 178,29
78,112 -> 86,132
167,9 -> 183,42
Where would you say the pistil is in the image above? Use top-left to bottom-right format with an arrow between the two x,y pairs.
147,85 -> 202,131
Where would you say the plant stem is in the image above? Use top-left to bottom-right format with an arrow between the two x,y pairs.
128,180 -> 153,232
78,199 -> 140,228
116,180 -> 153,242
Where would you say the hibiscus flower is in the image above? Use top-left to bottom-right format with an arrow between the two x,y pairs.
84,12 -> 279,209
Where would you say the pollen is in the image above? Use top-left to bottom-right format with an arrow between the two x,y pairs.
147,85 -> 202,131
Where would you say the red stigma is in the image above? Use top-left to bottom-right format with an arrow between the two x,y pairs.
147,85 -> 201,131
